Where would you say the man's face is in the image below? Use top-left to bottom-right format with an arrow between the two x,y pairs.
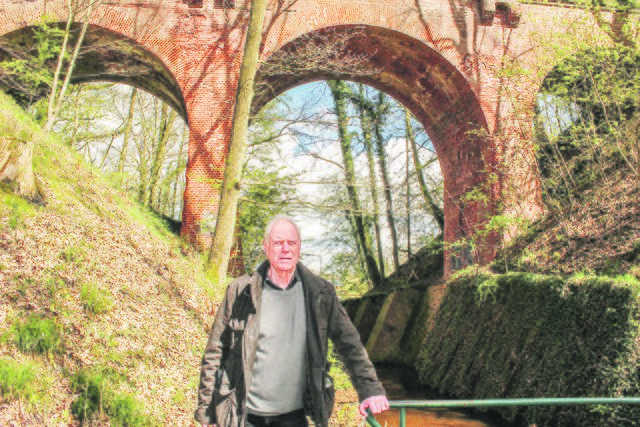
263,220 -> 301,274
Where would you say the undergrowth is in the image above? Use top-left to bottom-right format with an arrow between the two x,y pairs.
80,282 -> 114,315
71,370 -> 152,426
11,316 -> 62,354
0,357 -> 51,406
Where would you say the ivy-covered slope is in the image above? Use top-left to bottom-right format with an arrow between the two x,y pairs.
418,270 -> 640,427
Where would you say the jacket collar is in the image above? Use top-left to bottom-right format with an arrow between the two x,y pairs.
249,261 -> 329,305
248,260 -> 270,309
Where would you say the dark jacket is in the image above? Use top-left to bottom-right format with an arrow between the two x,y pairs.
195,261 -> 385,426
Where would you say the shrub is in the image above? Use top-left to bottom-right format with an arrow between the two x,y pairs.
80,282 -> 114,314
0,358 -> 37,402
13,316 -> 62,354
109,393 -> 148,427
60,244 -> 86,265
71,371 -> 107,423
71,370 -> 151,426
0,357 -> 52,410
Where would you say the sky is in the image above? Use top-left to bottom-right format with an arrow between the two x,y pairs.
247,81 -> 443,274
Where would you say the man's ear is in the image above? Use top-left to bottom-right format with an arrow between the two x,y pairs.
262,240 -> 268,255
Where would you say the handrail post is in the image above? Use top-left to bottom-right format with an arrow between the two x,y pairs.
400,407 -> 406,427
366,409 -> 383,427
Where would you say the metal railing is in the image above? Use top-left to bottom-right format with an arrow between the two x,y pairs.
365,398 -> 640,427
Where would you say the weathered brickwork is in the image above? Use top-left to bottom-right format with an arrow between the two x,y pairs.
0,0 -> 607,274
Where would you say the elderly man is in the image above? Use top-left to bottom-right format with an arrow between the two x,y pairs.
196,216 -> 388,427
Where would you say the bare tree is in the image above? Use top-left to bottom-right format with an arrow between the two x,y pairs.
118,87 -> 137,176
370,91 -> 400,270
406,108 -> 444,231
354,84 -> 386,281
44,0 -> 100,132
328,79 -> 381,288
148,102 -> 177,207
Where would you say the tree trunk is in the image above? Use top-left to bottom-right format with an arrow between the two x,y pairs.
99,133 -> 116,169
69,84 -> 84,147
137,133 -> 150,204
355,84 -> 385,282
406,108 -> 445,231
206,0 -> 269,284
371,92 -> 400,270
346,209 -> 368,284
45,0 -> 75,132
118,87 -> 137,176
171,128 -> 188,219
328,80 -> 381,288
0,137 -> 43,202
148,103 -> 177,208
44,0 -> 98,132
405,129 -> 411,257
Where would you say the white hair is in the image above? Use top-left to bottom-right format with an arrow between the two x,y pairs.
263,215 -> 301,243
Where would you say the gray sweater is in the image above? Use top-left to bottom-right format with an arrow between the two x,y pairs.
246,277 -> 307,415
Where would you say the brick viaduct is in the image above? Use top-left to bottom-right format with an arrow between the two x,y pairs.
0,0 -> 612,274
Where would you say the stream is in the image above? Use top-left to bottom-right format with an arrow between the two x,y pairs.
374,365 -> 513,427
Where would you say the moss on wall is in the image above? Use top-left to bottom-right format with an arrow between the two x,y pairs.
400,286 -> 436,365
417,270 -> 640,426
365,289 -> 424,364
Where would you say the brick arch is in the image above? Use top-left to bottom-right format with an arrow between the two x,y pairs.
254,25 -> 492,271
0,24 -> 186,121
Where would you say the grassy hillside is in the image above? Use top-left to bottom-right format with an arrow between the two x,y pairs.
0,92 -> 221,425
495,173 -> 640,277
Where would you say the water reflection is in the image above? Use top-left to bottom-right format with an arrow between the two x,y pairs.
375,365 -> 507,427
375,408 -> 490,427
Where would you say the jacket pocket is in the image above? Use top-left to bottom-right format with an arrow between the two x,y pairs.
323,373 -> 336,421
214,369 -> 237,427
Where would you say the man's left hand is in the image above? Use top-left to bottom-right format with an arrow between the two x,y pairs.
359,395 -> 390,417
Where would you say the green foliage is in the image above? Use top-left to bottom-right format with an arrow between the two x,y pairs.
60,243 -> 86,265
0,357 -> 53,410
418,271 -> 640,426
0,17 -> 65,105
71,370 -> 151,426
1,192 -> 35,235
325,252 -> 370,299
0,358 -> 37,402
13,315 -> 62,354
80,282 -> 114,315
109,393 -> 148,427
327,342 -> 354,391
536,45 -> 640,211
71,370 -> 108,423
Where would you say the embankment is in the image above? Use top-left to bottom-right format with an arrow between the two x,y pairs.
418,270 -> 640,426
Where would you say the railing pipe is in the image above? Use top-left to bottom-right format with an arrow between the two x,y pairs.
366,398 -> 640,427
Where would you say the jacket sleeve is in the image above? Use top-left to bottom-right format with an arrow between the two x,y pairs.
327,287 -> 386,402
194,285 -> 234,424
